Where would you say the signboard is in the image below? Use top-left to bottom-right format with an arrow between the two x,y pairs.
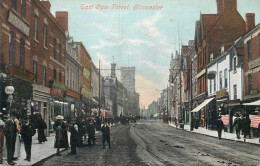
10,66 -> 36,82
83,68 -> 90,80
8,11 -> 30,37
5,86 -> 14,94
81,86 -> 92,99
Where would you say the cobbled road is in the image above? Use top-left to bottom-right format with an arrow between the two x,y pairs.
39,120 -> 260,166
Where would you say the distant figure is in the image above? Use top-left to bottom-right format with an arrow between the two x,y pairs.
190,117 -> 195,131
37,118 -> 47,144
243,115 -> 251,140
233,113 -> 242,139
101,123 -> 111,149
69,123 -> 78,155
87,121 -> 96,146
13,115 -> 21,160
216,116 -> 224,139
21,117 -> 35,162
195,117 -> 199,129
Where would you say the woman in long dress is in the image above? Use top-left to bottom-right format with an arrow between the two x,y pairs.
13,116 -> 21,159
37,118 -> 47,143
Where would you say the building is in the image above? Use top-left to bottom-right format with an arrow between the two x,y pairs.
194,0 -> 246,107
91,63 -> 100,108
0,0 -> 35,118
76,42 -> 92,116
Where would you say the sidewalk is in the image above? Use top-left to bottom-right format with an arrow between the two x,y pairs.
168,123 -> 260,145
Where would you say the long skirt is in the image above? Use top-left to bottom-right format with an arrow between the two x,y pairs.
13,134 -> 21,158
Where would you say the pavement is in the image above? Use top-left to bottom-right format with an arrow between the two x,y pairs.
168,123 -> 260,145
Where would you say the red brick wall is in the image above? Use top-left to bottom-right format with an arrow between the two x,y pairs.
30,0 -> 66,86
1,0 -> 32,70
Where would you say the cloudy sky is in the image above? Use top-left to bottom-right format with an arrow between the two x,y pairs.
48,0 -> 260,107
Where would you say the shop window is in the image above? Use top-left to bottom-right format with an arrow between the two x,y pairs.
233,84 -> 237,100
34,14 -> 38,40
9,32 -> 15,66
11,0 -> 17,10
20,39 -> 25,69
224,69 -> 227,88
219,71 -> 222,90
43,23 -> 47,47
53,69 -> 56,80
247,40 -> 252,61
21,0 -> 26,19
53,38 -> 56,59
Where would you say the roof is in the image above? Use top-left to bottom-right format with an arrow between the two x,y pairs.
201,14 -> 219,34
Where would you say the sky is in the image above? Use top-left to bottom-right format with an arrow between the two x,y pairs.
48,0 -> 260,107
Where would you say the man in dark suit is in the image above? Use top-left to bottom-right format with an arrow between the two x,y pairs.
21,117 -> 34,161
4,114 -> 17,165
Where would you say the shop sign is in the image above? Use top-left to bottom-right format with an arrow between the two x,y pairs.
5,86 -> 14,94
81,86 -> 92,99
216,89 -> 228,98
197,69 -> 206,78
51,87 -> 65,99
67,89 -> 81,100
8,11 -> 30,37
10,66 -> 36,82
207,71 -> 216,80
83,68 -> 90,80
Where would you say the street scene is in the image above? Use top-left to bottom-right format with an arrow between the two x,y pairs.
0,0 -> 260,165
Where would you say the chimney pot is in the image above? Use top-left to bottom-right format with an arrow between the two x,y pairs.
56,12 -> 68,32
41,0 -> 51,12
246,13 -> 255,33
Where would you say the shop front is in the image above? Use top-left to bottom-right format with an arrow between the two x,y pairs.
81,85 -> 92,117
65,89 -> 81,121
49,81 -> 68,132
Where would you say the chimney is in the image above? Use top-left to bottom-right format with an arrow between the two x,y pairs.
246,13 -> 255,33
223,0 -> 237,12
56,12 -> 68,32
216,0 -> 223,14
111,63 -> 116,78
41,0 -> 51,12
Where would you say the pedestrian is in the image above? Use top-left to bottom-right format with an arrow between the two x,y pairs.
233,113 -> 242,139
195,117 -> 199,129
54,116 -> 63,156
4,114 -> 17,165
76,118 -> 84,147
21,117 -> 35,162
101,123 -> 111,149
13,114 -> 21,160
216,116 -> 224,139
68,123 -> 78,155
190,116 -> 195,131
243,115 -> 251,140
0,113 -> 5,164
87,121 -> 96,146
61,120 -> 69,149
37,117 -> 47,144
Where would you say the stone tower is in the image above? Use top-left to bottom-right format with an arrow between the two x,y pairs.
120,67 -> 135,93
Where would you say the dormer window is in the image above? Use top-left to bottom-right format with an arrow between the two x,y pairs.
233,57 -> 237,72
210,53 -> 214,62
221,44 -> 225,54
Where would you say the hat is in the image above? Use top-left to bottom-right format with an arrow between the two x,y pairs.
56,115 -> 64,120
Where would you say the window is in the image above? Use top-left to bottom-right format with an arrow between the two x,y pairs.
53,69 -> 56,80
43,24 -> 47,47
59,72 -> 62,82
214,78 -> 216,92
210,53 -> 213,62
53,38 -> 56,59
224,69 -> 228,88
233,84 -> 237,100
33,60 -> 37,82
248,73 -> 252,94
233,57 -> 237,72
247,40 -> 252,61
9,32 -> 16,65
21,0 -> 26,18
11,0 -> 17,10
59,44 -> 62,62
221,44 -> 225,54
20,39 -> 25,69
43,66 -> 46,86
210,79 -> 212,93
34,15 -> 38,40
219,71 -> 222,90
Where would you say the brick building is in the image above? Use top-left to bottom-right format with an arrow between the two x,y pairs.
243,15 -> 260,103
76,42 -> 92,116
30,0 -> 67,133
0,0 -> 35,117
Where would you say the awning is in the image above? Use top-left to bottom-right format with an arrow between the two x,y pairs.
191,97 -> 215,112
243,100 -> 260,106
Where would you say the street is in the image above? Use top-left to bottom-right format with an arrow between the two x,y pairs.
40,120 -> 260,166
